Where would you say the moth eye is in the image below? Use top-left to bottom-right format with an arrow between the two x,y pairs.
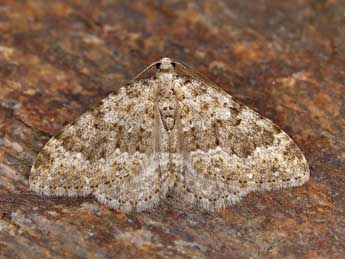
156,63 -> 161,69
171,62 -> 176,68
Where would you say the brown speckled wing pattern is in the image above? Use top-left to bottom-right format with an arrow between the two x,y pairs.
29,58 -> 309,212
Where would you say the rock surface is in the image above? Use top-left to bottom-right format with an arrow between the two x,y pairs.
0,1 -> 344,258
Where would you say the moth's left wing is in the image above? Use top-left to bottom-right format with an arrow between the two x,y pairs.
29,79 -> 172,212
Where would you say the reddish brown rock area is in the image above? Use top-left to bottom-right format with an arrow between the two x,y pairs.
0,1 -> 344,258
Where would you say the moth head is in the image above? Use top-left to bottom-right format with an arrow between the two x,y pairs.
156,57 -> 176,72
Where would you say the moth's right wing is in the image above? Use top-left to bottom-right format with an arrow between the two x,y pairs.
175,72 -> 309,211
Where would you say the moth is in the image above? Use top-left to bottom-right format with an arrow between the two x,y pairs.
29,57 -> 310,212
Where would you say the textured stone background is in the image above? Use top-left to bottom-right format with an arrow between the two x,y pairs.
0,1 -> 344,258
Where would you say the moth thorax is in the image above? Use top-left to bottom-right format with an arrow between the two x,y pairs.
157,71 -> 174,81
158,97 -> 177,131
